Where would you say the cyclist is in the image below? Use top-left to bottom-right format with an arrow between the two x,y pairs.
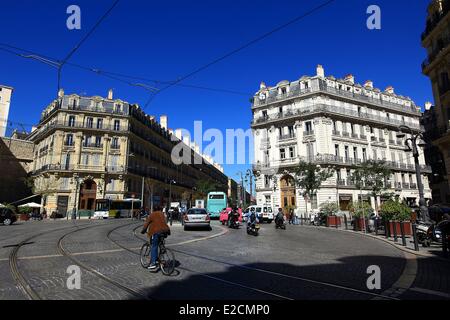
140,206 -> 171,271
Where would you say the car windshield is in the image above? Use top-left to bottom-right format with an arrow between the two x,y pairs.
188,209 -> 206,215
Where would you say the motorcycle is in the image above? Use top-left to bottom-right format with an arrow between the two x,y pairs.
247,222 -> 260,236
416,222 -> 442,247
228,214 -> 240,229
275,218 -> 286,230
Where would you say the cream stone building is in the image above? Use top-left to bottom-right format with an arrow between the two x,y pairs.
0,85 -> 13,137
251,65 -> 432,215
28,89 -> 228,217
422,0 -> 450,202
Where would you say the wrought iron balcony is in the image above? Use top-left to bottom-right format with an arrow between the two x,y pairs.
278,133 -> 296,141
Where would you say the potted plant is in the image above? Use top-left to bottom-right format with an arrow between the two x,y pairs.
18,206 -> 32,221
319,201 -> 340,227
349,201 -> 373,231
380,200 -> 412,236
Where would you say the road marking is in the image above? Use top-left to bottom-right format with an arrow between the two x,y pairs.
0,224 -> 228,261
409,287 -> 450,299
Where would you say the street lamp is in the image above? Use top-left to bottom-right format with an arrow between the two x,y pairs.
397,125 -> 430,223
245,169 -> 254,205
72,176 -> 84,220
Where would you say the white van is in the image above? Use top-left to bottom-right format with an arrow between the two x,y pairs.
244,205 -> 274,223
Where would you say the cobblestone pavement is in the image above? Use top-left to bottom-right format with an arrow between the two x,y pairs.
0,218 -> 448,300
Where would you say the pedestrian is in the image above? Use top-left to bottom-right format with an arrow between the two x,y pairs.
289,209 -> 294,225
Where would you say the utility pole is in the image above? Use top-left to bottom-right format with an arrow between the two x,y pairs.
397,125 -> 430,223
246,169 -> 253,205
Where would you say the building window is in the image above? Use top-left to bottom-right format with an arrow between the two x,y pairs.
264,175 -> 271,188
68,116 -> 75,127
114,120 -> 120,131
97,119 -> 103,129
306,143 -> 314,161
305,121 -> 312,133
335,144 -> 339,158
66,134 -> 73,146
311,194 -> 318,209
373,149 -> 377,160
353,147 -> 358,160
265,195 -> 271,204
95,136 -> 102,147
86,117 -> 93,128
280,148 -> 286,160
289,146 -> 295,158
362,148 -> 367,162
112,137 -> 119,149
344,146 -> 349,161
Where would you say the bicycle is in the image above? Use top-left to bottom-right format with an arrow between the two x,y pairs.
140,233 -> 176,275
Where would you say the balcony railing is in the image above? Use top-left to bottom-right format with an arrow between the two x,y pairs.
111,144 -> 120,150
278,134 -> 296,141
410,183 -> 417,189
360,134 -> 367,140
351,133 -> 359,139
342,132 -> 350,137
253,154 -> 433,174
303,130 -> 314,136
332,130 -> 341,136
253,81 -> 420,115
83,143 -> 103,149
422,35 -> 450,71
252,103 -> 422,130
402,183 -> 410,189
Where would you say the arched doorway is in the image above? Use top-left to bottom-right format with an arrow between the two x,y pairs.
79,179 -> 97,210
280,175 -> 296,210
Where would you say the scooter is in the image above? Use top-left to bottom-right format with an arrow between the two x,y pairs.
247,222 -> 260,236
228,216 -> 240,229
416,222 -> 442,247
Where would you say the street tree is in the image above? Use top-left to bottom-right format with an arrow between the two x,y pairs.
350,160 -> 391,215
195,179 -> 218,200
294,161 -> 334,215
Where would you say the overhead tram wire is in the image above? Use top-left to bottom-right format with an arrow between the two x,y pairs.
57,0 -> 121,93
142,0 -> 338,109
0,44 -> 251,97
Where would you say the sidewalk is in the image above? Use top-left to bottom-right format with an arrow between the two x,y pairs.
293,218 -> 449,261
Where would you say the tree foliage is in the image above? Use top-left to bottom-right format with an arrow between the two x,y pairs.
349,201 -> 374,218
195,179 -> 218,200
380,200 -> 411,221
294,161 -> 334,199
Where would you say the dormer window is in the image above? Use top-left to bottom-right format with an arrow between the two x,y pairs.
281,87 -> 287,95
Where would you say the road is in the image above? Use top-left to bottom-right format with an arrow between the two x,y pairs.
0,219 -> 449,300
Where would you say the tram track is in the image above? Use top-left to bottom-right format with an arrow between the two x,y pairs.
124,224 -> 400,300
57,220 -> 150,300
8,222 -> 93,300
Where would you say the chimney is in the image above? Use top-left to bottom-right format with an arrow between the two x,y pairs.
260,82 -> 266,90
344,74 -> 354,84
31,126 -> 37,133
316,65 -> 325,78
58,88 -> 65,98
175,129 -> 182,140
364,80 -> 373,89
425,101 -> 432,111
160,115 -> 168,130
107,89 -> 113,100
168,128 -> 173,135
385,86 -> 394,94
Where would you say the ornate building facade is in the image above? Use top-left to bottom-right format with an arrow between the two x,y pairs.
422,0 -> 450,202
251,65 -> 432,214
28,89 -> 228,216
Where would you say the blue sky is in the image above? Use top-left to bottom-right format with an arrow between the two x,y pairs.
0,0 -> 433,185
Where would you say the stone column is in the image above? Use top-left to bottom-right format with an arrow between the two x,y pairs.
75,133 -> 83,169
103,135 -> 110,169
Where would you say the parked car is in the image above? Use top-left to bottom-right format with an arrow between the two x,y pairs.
184,208 -> 211,230
0,208 -> 17,226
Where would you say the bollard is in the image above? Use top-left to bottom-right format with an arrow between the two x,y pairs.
393,221 -> 398,242
375,218 -> 378,235
344,215 -> 348,230
335,216 -> 339,229
443,230 -> 448,258
412,223 -> 420,251
385,221 -> 390,238
400,221 -> 407,246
